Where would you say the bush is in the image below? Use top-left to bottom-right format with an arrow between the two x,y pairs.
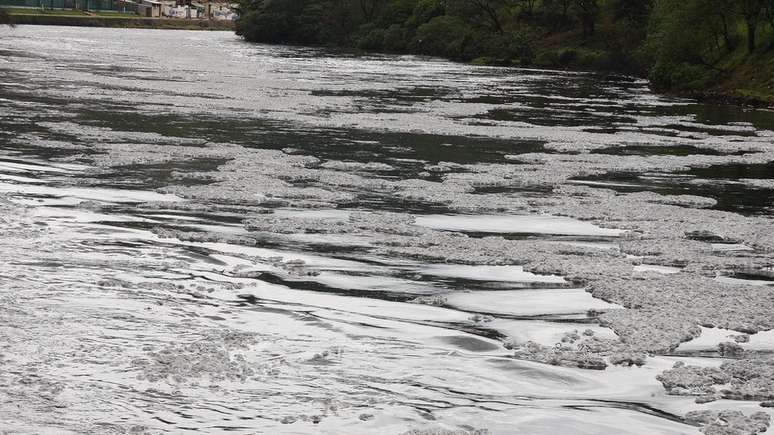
649,62 -> 712,90
581,50 -> 610,68
236,10 -> 292,43
412,15 -> 468,58
471,56 -> 495,65
534,50 -> 561,67
357,25 -> 387,50
235,0 -> 324,45
405,0 -> 445,29
453,30 -> 533,64
558,49 -> 578,65
505,32 -> 534,65
383,24 -> 410,51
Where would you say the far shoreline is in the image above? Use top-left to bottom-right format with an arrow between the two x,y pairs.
7,11 -> 233,31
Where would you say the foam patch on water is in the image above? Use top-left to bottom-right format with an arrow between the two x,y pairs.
414,214 -> 624,237
444,289 -> 619,316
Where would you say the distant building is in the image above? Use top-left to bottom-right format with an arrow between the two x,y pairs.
135,0 -> 160,17
171,0 -> 234,20
208,1 -> 235,20
0,0 -> 238,17
167,4 -> 196,18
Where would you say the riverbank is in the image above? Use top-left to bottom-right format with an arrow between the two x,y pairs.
7,10 -> 233,30
459,41 -> 773,107
232,1 -> 774,109
515,29 -> 774,108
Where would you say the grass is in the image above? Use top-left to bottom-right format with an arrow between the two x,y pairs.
714,50 -> 774,103
529,19 -> 774,105
699,25 -> 774,104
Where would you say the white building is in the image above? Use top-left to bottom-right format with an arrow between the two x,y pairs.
136,0 -> 162,17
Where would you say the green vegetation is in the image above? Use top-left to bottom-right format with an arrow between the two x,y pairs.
235,0 -> 774,103
0,7 -> 11,24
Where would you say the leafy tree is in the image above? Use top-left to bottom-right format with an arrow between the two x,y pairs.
541,0 -> 573,29
515,0 -> 538,17
739,0 -> 767,53
412,15 -> 468,57
463,0 -> 511,34
708,0 -> 737,49
405,0 -> 445,29
359,0 -> 386,22
648,0 -> 729,66
235,0 -> 303,43
613,0 -> 653,26
768,0 -> 774,30
319,0 -> 359,44
574,0 -> 599,39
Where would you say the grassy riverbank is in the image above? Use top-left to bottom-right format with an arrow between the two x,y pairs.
529,25 -> 774,106
6,8 -> 233,30
705,49 -> 774,105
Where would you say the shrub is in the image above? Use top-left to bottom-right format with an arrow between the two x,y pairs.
558,49 -> 578,65
358,27 -> 387,50
405,0 -> 445,29
649,62 -> 712,90
236,10 -> 292,43
383,24 -> 410,51
412,15 -> 468,58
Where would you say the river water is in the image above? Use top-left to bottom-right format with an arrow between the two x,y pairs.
1,26 -> 773,435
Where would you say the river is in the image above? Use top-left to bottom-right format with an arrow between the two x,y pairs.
1,26 -> 773,435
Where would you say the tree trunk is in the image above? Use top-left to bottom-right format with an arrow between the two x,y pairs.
746,20 -> 757,53
359,0 -> 374,22
719,12 -> 732,48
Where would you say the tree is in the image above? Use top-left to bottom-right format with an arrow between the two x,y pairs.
544,0 -> 572,18
377,0 -> 416,26
516,0 -> 538,17
708,0 -> 736,50
467,0 -> 509,34
541,0 -> 573,29
235,0 -> 323,44
646,0 -> 734,89
768,1 -> 774,30
768,0 -> 774,30
574,0 -> 599,39
613,0 -> 653,26
412,15 -> 468,58
359,0 -> 385,22
739,0 -> 766,53
405,0 -> 445,28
